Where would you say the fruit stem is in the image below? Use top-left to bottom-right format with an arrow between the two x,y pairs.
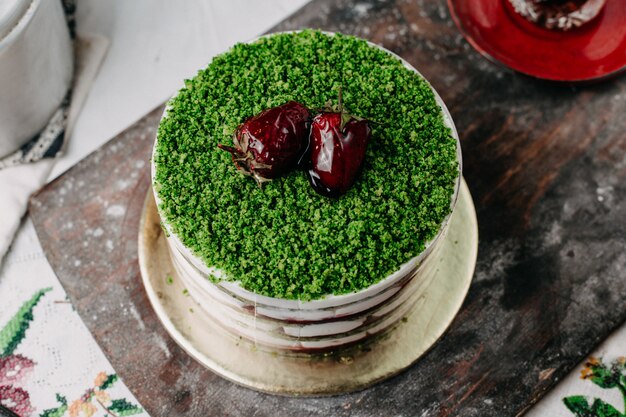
338,84 -> 343,115
338,85 -> 352,131
217,143 -> 240,156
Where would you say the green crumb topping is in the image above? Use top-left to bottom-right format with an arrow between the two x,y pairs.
154,30 -> 458,301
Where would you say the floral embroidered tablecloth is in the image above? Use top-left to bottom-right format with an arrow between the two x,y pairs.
0,220 -> 146,417
527,329 -> 626,417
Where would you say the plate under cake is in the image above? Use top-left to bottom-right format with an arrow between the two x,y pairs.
138,178 -> 478,394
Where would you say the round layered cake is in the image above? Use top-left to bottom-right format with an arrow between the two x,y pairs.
152,30 -> 461,353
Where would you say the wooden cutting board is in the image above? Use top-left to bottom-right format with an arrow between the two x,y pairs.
29,0 -> 626,415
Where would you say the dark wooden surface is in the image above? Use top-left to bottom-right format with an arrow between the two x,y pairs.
29,0 -> 626,416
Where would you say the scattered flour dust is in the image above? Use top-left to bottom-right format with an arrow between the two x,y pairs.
106,205 -> 126,217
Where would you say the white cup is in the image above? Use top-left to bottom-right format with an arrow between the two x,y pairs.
0,0 -> 74,158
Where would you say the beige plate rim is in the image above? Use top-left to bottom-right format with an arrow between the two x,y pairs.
138,178 -> 478,396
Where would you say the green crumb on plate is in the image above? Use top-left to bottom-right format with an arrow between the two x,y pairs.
166,275 -> 174,285
154,30 -> 458,301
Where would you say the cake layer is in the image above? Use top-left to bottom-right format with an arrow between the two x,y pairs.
169,225 -> 445,352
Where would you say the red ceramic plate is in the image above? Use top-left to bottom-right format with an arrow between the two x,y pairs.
448,0 -> 626,82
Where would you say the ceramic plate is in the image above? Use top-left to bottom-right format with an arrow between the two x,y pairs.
448,0 -> 626,82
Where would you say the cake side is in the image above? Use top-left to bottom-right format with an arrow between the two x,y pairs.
153,30 -> 459,301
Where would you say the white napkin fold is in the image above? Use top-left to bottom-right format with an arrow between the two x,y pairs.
0,33 -> 109,264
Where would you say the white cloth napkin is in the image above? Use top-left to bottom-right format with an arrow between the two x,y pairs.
0,33 -> 109,264
0,159 -> 54,262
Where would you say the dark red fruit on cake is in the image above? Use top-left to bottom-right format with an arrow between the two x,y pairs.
218,101 -> 310,186
306,110 -> 371,197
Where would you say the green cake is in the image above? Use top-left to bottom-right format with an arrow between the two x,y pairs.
153,30 -> 459,301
